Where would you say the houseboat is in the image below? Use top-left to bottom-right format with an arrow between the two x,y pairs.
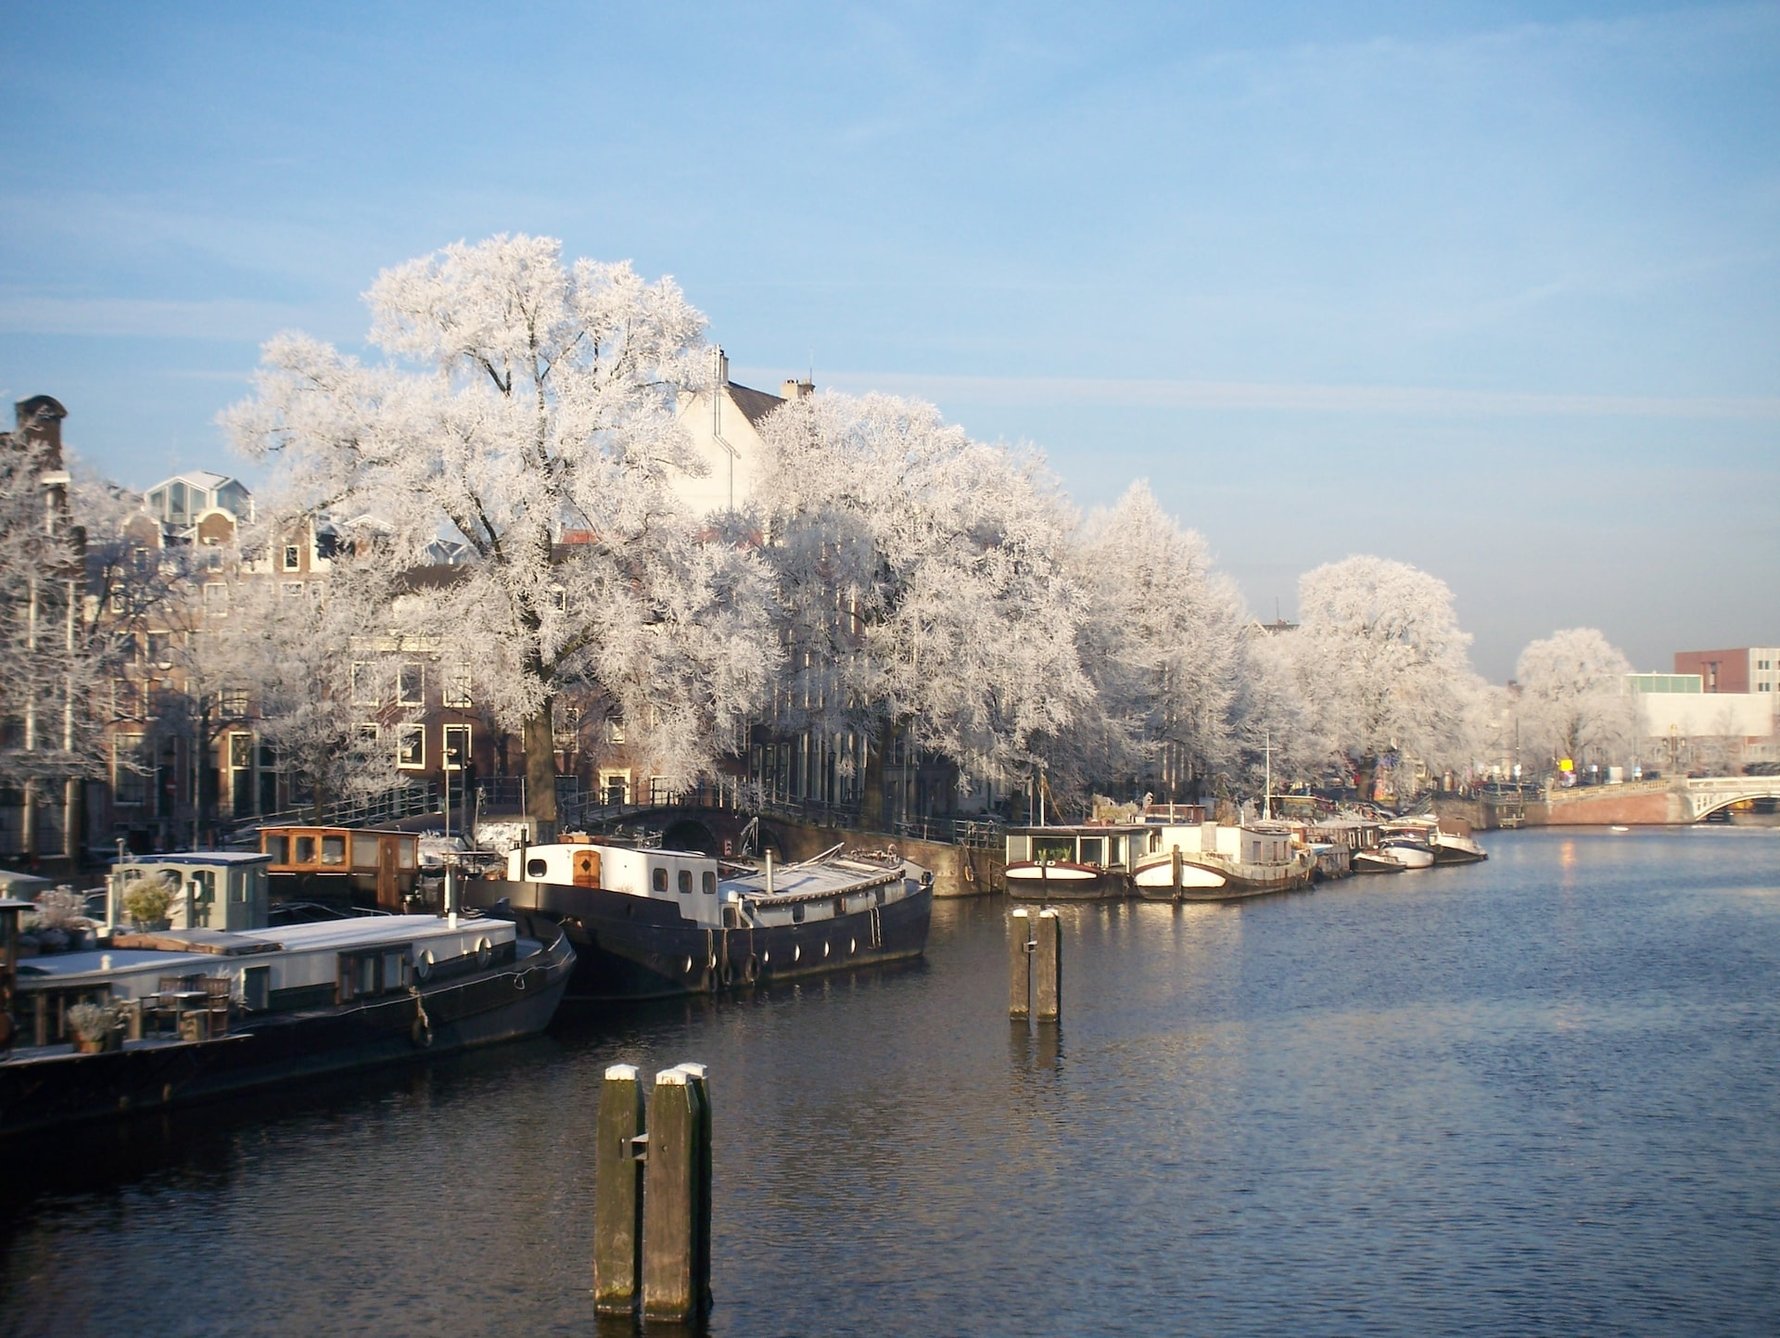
1,855 -> 573,1139
1002,823 -> 1149,901
462,837 -> 933,1001
1131,811 -> 1313,901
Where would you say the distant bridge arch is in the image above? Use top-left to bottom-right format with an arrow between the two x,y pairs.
1679,775 -> 1780,822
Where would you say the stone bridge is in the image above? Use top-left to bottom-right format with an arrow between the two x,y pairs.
1500,774 -> 1780,827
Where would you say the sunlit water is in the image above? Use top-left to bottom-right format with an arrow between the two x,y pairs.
4,827 -> 1778,1336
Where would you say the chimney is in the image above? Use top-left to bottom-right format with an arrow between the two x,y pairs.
780,377 -> 814,401
711,346 -> 729,388
12,395 -> 68,469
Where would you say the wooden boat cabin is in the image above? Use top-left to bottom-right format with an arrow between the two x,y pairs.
259,826 -> 421,912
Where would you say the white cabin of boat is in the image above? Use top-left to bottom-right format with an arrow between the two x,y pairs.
1004,824 -> 1150,872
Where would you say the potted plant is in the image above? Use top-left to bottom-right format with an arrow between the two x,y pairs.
67,1000 -> 123,1053
29,886 -> 91,951
122,876 -> 174,930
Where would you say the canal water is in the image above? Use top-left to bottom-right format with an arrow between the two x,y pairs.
3,826 -> 1778,1336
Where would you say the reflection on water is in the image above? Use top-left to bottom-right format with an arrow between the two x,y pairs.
4,828 -> 1779,1336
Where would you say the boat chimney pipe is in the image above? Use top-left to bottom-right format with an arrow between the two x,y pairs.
765,850 -> 773,895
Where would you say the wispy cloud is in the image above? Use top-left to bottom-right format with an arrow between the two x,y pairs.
0,295 -> 313,342
799,371 -> 1780,422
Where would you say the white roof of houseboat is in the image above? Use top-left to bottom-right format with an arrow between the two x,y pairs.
124,851 -> 273,867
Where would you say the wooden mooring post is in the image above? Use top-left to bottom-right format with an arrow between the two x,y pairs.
593,1064 -> 645,1315
593,1061 -> 713,1326
1008,907 -> 1062,1022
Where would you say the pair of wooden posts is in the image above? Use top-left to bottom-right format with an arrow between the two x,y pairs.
594,1062 -> 713,1325
1009,907 -> 1062,1020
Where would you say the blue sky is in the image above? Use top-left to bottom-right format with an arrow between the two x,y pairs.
3,1 -> 1776,680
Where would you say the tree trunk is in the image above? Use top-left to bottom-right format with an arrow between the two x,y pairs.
524,701 -> 559,844
859,715 -> 899,835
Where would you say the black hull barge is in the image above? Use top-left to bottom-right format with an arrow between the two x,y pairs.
466,839 -> 933,1002
3,878 -> 573,1140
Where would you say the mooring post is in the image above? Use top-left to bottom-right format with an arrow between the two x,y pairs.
641,1066 -> 708,1324
593,1063 -> 645,1315
1034,908 -> 1062,1021
671,1061 -> 713,1314
1008,907 -> 1033,1018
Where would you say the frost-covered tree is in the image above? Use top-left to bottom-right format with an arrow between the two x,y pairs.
1513,627 -> 1638,773
1230,623 -> 1326,805
207,522 -> 416,818
753,392 -> 1092,826
226,235 -> 776,838
0,415 -> 109,861
1289,554 -> 1481,800
1072,482 -> 1246,802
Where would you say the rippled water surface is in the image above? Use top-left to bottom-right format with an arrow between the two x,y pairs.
5,826 -> 1779,1336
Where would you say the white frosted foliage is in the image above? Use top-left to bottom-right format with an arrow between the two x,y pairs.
224,235 -> 776,819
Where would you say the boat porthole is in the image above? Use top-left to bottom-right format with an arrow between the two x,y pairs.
684,955 -> 695,975
762,950 -> 770,965
823,941 -> 830,959
475,938 -> 492,969
849,938 -> 857,954
793,944 -> 801,963
415,951 -> 434,982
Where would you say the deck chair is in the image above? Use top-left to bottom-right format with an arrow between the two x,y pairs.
202,976 -> 233,1032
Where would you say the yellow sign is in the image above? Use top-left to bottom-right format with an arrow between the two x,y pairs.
1558,758 -> 1574,773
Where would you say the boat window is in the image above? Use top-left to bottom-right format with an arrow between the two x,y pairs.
397,841 -> 416,870
321,835 -> 346,866
526,858 -> 548,879
1034,837 -> 1073,863
703,871 -> 716,896
653,867 -> 668,893
294,835 -> 316,865
265,834 -> 289,863
678,869 -> 693,895
1079,837 -> 1105,866
792,904 -> 805,923
352,834 -> 378,867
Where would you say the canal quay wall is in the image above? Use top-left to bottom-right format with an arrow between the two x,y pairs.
1463,780 -> 1688,829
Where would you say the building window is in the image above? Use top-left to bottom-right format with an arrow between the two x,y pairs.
555,703 -> 580,747
282,582 -> 303,598
146,632 -> 171,666
203,582 -> 229,614
283,544 -> 300,570
396,724 -> 425,769
350,662 -> 378,707
443,664 -> 473,708
356,722 -> 380,747
398,663 -> 424,706
443,723 -> 471,770
113,734 -> 146,805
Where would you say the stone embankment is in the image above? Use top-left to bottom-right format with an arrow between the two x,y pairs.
1466,779 -> 1684,829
